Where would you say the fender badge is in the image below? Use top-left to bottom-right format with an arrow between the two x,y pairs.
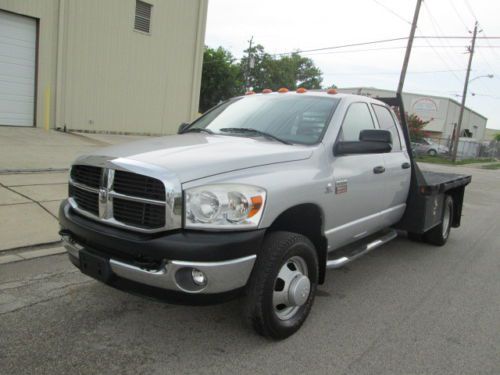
335,180 -> 348,194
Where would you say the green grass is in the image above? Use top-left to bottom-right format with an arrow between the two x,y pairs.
416,155 -> 496,165
482,163 -> 500,170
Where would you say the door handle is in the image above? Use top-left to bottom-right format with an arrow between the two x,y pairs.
373,166 -> 385,174
401,162 -> 411,169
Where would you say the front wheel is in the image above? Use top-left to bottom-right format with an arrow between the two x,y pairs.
427,149 -> 438,156
423,195 -> 454,246
243,231 -> 318,340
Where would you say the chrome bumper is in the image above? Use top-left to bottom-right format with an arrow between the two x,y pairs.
62,235 -> 256,294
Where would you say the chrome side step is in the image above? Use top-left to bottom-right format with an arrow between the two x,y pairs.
326,229 -> 398,269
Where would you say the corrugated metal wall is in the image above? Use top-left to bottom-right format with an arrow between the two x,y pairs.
0,0 -> 59,128
0,0 -> 207,134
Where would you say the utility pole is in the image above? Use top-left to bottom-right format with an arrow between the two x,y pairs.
397,0 -> 422,96
451,22 -> 479,162
246,36 -> 254,91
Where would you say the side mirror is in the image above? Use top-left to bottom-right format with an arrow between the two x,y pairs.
359,129 -> 392,143
178,122 -> 190,134
334,129 -> 392,155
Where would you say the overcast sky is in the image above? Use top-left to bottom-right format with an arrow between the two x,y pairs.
205,0 -> 500,130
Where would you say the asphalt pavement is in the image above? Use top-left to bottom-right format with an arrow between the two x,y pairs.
0,164 -> 499,375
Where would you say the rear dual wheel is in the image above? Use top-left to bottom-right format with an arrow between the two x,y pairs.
243,231 -> 318,340
408,195 -> 454,246
423,195 -> 454,246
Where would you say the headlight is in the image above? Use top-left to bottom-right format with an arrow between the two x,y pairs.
185,184 -> 266,229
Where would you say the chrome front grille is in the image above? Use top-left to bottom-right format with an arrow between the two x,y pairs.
68,165 -> 169,232
68,184 -> 99,215
114,170 -> 165,201
70,165 -> 102,188
113,198 -> 165,228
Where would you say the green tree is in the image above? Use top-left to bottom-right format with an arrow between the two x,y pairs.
199,47 -> 243,113
240,44 -> 323,91
494,133 -> 500,142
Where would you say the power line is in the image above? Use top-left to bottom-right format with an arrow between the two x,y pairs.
416,30 -> 464,84
272,36 -> 500,57
323,69 -> 467,76
448,0 -> 470,30
299,45 -> 500,57
453,1 -> 499,92
272,37 -> 409,56
371,0 -> 411,24
463,0 -> 478,21
422,1 -> 466,69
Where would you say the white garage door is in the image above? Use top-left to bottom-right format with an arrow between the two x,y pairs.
0,10 -> 36,127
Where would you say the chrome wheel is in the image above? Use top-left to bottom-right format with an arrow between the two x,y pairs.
442,200 -> 451,237
273,256 -> 310,321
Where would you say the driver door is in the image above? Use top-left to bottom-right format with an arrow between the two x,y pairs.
325,102 -> 388,250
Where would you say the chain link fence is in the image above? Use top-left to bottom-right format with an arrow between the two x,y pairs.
411,136 -> 500,161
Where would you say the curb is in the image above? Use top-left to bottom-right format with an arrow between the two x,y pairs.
0,168 -> 69,175
0,246 -> 66,265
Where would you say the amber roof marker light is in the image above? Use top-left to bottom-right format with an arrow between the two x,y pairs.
278,88 -> 289,93
245,91 -> 255,95
262,89 -> 273,94
327,88 -> 338,95
296,87 -> 307,94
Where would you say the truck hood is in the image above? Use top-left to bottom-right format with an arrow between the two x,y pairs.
80,133 -> 314,182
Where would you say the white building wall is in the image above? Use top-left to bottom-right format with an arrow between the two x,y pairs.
337,87 -> 488,141
0,0 -> 208,134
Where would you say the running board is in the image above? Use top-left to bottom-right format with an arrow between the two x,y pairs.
326,229 -> 398,269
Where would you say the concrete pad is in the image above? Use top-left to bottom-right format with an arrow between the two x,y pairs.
18,247 -> 65,260
0,187 -> 30,205
0,127 -> 155,171
10,184 -> 68,202
40,200 -> 62,217
0,203 -> 60,251
0,172 -> 69,186
0,254 -> 23,264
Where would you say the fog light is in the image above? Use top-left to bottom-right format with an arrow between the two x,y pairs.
191,268 -> 207,286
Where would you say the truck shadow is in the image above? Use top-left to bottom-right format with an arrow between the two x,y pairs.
4,234 -> 461,373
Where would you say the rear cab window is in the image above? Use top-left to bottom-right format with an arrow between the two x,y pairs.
371,104 -> 402,151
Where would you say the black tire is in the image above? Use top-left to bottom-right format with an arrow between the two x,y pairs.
423,195 -> 454,246
243,231 -> 318,340
427,149 -> 437,156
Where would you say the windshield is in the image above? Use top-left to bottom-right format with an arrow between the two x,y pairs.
188,95 -> 340,145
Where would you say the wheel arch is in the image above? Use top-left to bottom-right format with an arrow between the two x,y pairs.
266,203 -> 328,284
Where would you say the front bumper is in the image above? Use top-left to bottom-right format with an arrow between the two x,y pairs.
59,200 -> 265,297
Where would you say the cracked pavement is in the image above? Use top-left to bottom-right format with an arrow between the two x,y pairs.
0,164 -> 499,375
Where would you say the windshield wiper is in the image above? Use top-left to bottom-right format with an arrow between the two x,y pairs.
219,128 -> 292,145
181,128 -> 214,134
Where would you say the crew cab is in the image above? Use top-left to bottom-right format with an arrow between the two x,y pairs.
59,89 -> 471,339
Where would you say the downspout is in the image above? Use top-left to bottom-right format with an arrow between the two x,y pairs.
189,0 -> 208,120
55,0 -> 66,129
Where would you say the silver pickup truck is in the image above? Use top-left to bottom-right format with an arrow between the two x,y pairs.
59,90 -> 471,339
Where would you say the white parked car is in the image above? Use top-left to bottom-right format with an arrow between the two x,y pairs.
412,138 -> 449,156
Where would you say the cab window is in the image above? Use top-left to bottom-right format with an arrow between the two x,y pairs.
372,104 -> 402,151
339,102 -> 375,141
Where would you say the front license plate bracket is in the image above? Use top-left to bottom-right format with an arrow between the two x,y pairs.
79,250 -> 113,283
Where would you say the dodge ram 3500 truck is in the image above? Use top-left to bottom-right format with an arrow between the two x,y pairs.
59,90 -> 471,339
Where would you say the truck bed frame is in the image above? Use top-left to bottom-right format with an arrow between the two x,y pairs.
378,95 -> 472,234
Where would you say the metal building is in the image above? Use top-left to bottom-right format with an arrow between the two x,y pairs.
338,87 -> 488,142
0,0 -> 208,134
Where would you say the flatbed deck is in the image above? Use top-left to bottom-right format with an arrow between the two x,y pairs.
420,170 -> 472,194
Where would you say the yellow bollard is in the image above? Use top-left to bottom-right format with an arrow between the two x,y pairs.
44,86 -> 50,131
